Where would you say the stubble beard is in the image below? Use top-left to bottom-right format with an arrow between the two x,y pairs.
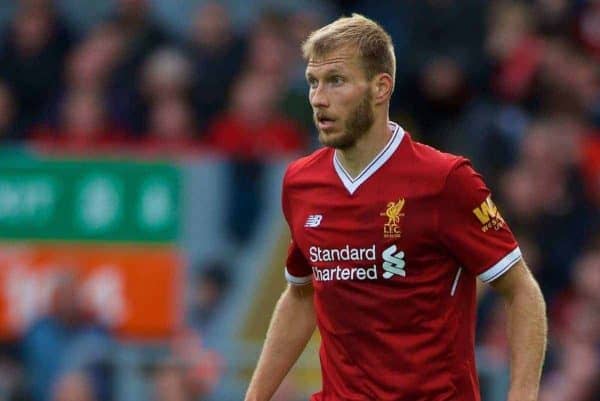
317,90 -> 375,150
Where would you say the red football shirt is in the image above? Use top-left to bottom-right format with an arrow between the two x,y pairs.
282,122 -> 520,401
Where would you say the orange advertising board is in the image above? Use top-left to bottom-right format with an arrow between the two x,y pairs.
0,243 -> 183,339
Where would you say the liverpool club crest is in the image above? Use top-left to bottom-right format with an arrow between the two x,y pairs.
380,198 -> 405,238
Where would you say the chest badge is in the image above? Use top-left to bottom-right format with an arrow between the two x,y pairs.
304,214 -> 323,228
380,198 -> 405,239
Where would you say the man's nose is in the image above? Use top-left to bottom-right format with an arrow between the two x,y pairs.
310,85 -> 329,108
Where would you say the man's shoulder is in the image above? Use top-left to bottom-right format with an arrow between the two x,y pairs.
409,137 -> 465,170
284,147 -> 332,185
400,134 -> 468,187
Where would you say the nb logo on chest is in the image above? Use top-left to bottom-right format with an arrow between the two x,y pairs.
304,214 -> 323,228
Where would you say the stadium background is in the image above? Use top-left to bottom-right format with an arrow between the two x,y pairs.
0,0 -> 598,400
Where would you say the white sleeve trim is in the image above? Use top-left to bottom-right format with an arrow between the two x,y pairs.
478,247 -> 522,283
285,267 -> 312,285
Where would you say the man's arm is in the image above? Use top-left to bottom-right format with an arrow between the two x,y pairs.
490,259 -> 547,401
245,283 -> 316,401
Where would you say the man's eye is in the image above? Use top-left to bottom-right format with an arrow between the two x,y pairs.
308,79 -> 318,88
331,76 -> 344,85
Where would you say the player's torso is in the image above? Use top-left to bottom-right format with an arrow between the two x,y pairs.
286,129 -> 483,400
290,130 -> 468,324
298,183 -> 456,329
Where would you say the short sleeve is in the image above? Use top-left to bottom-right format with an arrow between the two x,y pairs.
281,167 -> 312,285
439,160 -> 521,283
284,240 -> 312,285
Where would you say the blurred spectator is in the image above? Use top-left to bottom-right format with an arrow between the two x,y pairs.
189,261 -> 231,331
141,48 -> 194,102
0,0 -> 73,135
64,22 -> 125,93
109,0 -> 169,134
205,71 -> 307,242
581,128 -> 600,206
279,10 -> 322,133
400,0 -> 486,146
342,0 -> 412,86
110,0 -> 168,82
52,21 -> 129,133
534,38 -> 600,119
22,271 -> 113,401
406,0 -> 487,78
476,297 -> 510,401
0,341 -> 27,401
188,2 -> 247,132
141,97 -> 201,156
486,1 -> 543,103
571,246 -> 600,308
243,9 -> 318,140
539,246 -> 600,401
245,11 -> 293,79
153,329 -> 223,401
128,47 -> 195,135
443,100 -> 528,187
283,10 -> 322,90
60,90 -> 109,141
499,116 -> 594,302
535,0 -> 573,36
153,363 -> 190,401
205,72 -> 307,159
51,372 -> 96,401
575,0 -> 600,62
0,81 -> 19,142
438,2 -> 544,177
30,89 -> 130,153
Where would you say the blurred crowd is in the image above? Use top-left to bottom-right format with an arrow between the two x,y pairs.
0,261 -> 229,401
0,0 -> 312,158
0,0 -> 599,400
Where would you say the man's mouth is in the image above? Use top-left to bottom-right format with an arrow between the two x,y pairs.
316,115 -> 336,130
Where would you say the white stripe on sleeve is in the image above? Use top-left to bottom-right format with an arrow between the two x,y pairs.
478,247 -> 522,283
285,267 -> 312,285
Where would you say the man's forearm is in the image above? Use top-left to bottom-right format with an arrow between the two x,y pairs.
245,284 -> 316,401
504,272 -> 547,401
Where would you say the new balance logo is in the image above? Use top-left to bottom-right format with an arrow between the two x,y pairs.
382,245 -> 406,279
304,214 -> 323,228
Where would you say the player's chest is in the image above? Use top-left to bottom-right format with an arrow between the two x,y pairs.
291,188 -> 438,256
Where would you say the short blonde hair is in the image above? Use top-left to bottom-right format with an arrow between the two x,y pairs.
302,14 -> 396,88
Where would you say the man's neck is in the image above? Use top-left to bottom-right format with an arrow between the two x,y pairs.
335,118 -> 393,178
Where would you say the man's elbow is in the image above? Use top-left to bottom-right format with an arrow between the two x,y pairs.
489,259 -> 545,306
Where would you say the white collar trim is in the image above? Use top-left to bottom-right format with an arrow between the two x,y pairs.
333,122 -> 404,195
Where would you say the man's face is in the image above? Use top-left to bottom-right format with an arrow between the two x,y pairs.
305,49 -> 374,149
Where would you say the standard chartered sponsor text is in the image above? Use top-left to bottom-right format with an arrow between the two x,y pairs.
310,244 -> 378,281
309,244 -> 376,262
312,265 -> 378,281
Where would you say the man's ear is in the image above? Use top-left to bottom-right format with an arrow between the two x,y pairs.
372,73 -> 393,104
